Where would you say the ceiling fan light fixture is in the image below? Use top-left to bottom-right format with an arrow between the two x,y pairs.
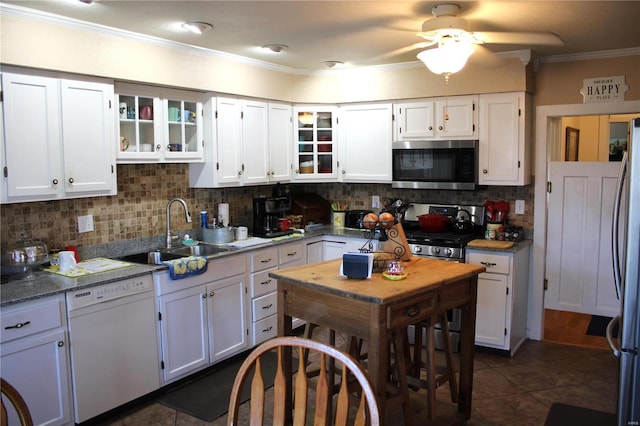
182,22 -> 213,35
323,60 -> 344,68
262,44 -> 288,53
417,38 -> 474,77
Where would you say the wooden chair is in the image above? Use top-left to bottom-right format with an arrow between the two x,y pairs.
227,336 -> 380,426
1,378 -> 33,426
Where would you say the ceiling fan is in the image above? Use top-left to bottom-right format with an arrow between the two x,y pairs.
380,3 -> 563,77
418,3 -> 564,49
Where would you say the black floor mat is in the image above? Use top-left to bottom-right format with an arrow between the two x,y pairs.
586,315 -> 618,337
157,351 -> 297,422
544,402 -> 616,426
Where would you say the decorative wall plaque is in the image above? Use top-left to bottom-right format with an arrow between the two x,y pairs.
580,76 -> 628,103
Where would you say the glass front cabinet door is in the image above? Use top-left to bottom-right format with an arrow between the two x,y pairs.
116,84 -> 203,163
293,107 -> 338,180
163,95 -> 203,162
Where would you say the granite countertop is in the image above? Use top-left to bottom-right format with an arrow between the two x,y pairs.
0,226 -> 375,307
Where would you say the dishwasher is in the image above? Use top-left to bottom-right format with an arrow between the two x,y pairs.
66,275 -> 160,423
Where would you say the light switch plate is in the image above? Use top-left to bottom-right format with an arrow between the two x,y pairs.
372,195 -> 380,209
78,214 -> 94,233
515,200 -> 525,215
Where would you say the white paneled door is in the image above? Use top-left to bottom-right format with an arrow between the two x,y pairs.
545,161 -> 623,316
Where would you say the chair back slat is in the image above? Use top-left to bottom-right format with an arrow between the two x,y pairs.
227,336 -> 380,426
293,346 -> 309,426
1,378 -> 33,426
313,353 -> 330,426
334,364 -> 351,426
249,357 -> 265,424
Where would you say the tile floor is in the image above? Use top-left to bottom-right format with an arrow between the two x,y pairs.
92,335 -> 618,426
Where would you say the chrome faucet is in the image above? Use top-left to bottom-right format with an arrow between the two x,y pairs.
166,198 -> 192,248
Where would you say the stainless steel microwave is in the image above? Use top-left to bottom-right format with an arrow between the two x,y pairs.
391,140 -> 479,190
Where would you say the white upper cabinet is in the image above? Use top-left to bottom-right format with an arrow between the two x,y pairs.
293,106 -> 339,181
241,100 -> 269,185
478,92 -> 531,186
394,95 -> 478,141
267,103 -> 293,182
338,103 -> 393,183
1,70 -> 116,203
190,97 -> 292,188
115,83 -> 204,163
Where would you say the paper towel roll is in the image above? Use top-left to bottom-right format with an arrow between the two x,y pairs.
218,203 -> 229,226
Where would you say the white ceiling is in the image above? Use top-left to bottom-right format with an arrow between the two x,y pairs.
3,1 -> 640,70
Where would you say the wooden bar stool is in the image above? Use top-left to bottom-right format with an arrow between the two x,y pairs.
406,313 -> 458,420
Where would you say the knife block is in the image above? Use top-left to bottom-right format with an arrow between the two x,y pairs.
381,222 -> 412,261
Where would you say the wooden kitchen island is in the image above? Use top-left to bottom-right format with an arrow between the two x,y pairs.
270,257 -> 485,424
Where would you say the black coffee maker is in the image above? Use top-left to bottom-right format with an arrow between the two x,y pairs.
253,195 -> 293,238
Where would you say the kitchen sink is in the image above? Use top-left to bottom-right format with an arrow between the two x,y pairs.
118,244 -> 229,265
118,250 -> 184,265
169,245 -> 230,257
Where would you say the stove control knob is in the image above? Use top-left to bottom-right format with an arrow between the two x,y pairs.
444,248 -> 453,257
432,247 -> 441,255
413,246 -> 422,253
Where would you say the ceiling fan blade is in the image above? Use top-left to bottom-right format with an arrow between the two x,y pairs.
366,41 -> 432,63
473,31 -> 564,46
468,44 -> 506,67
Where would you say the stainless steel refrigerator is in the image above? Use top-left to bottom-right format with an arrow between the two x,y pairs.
609,117 -> 640,426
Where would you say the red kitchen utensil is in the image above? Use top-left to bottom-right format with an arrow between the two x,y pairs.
485,201 -> 495,222
494,200 -> 510,223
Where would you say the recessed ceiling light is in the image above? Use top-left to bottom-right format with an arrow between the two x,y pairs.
182,22 -> 213,35
323,61 -> 344,68
262,44 -> 288,53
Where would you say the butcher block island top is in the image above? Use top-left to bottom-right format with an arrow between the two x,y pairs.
270,257 -> 486,424
269,257 -> 486,304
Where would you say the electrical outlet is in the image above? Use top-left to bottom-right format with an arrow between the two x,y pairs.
371,195 -> 380,209
515,200 -> 525,215
78,214 -> 94,233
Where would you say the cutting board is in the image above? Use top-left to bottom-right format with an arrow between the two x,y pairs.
467,239 -> 515,249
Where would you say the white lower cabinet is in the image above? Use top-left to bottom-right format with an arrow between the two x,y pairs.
155,254 -> 248,383
248,247 -> 279,345
323,236 -> 377,260
0,295 -> 73,426
466,244 -> 530,356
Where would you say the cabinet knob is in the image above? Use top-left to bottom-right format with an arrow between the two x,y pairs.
68,177 -> 74,184
202,293 -> 207,299
57,341 -> 64,347
483,169 -> 488,174
294,169 -> 299,174
238,170 -> 243,176
438,126 -> 443,131
428,126 -> 433,131
52,179 -> 59,185
156,144 -> 161,151
209,291 -> 215,297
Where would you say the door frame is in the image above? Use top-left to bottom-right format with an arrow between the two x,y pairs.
530,99 -> 640,340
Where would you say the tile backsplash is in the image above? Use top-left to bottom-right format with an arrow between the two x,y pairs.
1,164 -> 534,253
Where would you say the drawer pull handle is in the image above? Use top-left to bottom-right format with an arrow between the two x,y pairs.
287,251 -> 297,257
262,326 -> 273,333
406,305 -> 420,317
5,321 -> 31,330
261,279 -> 272,285
480,261 -> 497,267
261,258 -> 272,263
262,304 -> 273,310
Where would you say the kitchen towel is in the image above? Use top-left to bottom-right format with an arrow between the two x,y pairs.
163,256 -> 208,280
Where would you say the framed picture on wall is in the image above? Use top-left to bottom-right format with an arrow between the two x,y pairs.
565,127 -> 580,161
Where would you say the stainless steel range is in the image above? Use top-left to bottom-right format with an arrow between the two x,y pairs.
402,203 -> 485,262
402,203 -> 485,352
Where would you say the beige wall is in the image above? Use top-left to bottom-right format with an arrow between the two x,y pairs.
0,12 -> 528,103
534,55 -> 640,106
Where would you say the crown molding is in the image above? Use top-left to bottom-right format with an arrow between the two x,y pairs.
538,47 -> 640,64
